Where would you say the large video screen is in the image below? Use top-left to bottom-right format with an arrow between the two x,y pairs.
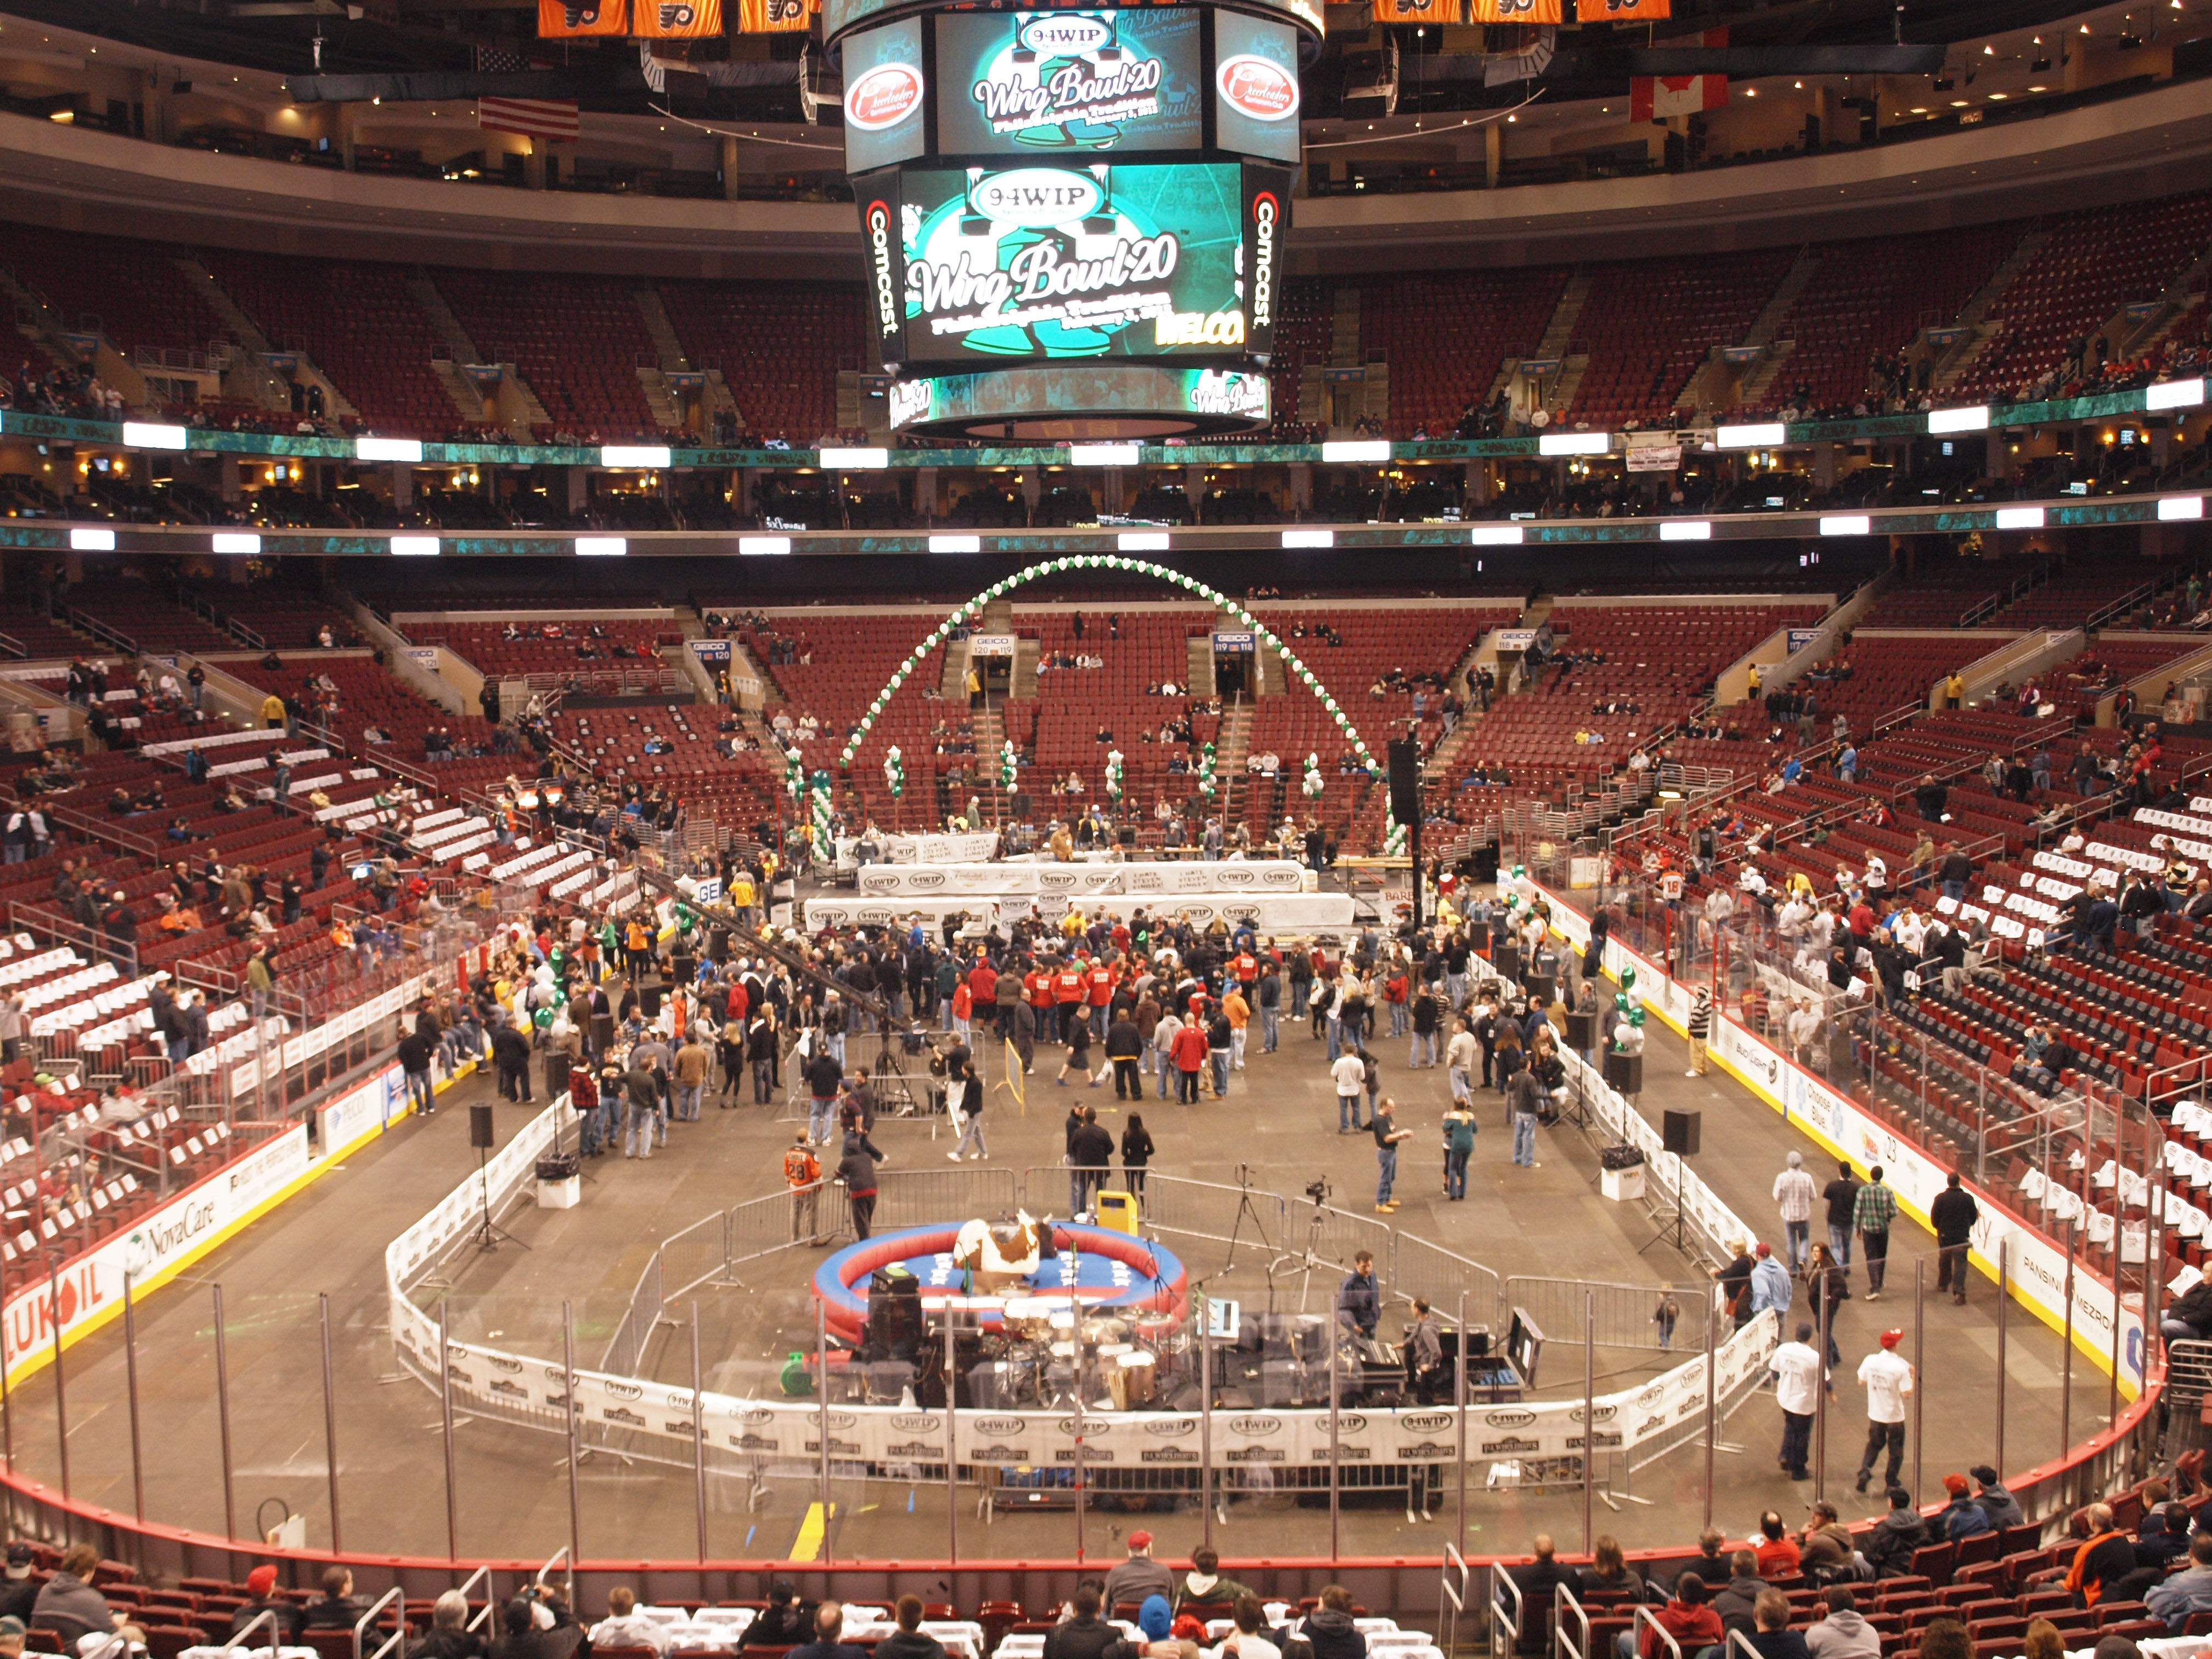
842,17 -> 928,176
1213,11 -> 1302,164
934,9 -> 1204,156
898,161 -> 1249,363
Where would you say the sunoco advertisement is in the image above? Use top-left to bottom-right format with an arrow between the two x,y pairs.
935,9 -> 1203,156
900,161 -> 1246,362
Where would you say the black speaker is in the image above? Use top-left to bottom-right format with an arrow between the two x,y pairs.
469,1104 -> 495,1149
1662,1108 -> 1701,1156
1565,1011 -> 1597,1051
1603,1052 -> 1642,1097
1387,740 -> 1422,827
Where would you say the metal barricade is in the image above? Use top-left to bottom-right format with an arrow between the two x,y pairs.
873,1165 -> 1019,1230
1505,1277 -> 1691,1353
659,1208 -> 731,1302
1397,1235 -> 1505,1330
600,1252 -> 665,1375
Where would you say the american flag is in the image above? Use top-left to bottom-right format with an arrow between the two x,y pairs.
477,96 -> 581,139
473,45 -> 536,74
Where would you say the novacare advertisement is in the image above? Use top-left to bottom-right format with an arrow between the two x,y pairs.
1,1122 -> 311,1378
900,162 -> 1246,362
1534,882 -> 2148,1396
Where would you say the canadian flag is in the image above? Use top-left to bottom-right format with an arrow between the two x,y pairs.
1630,73 -> 1728,119
1630,24 -> 1728,121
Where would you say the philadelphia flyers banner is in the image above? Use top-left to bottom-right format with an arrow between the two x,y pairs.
1374,0 -> 1461,23
633,0 -> 722,34
1581,0 -> 1670,15
737,0 -> 808,31
1474,0 -> 1562,20
537,0 -> 628,36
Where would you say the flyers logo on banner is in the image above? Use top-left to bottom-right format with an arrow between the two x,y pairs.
737,0 -> 808,30
1374,0 -> 1461,23
1585,0 -> 1669,15
538,0 -> 629,36
1474,0 -> 1562,19
633,0 -> 723,35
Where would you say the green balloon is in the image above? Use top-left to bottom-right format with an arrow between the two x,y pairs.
1628,1007 -> 1646,1028
1615,991 -> 1630,1012
1620,966 -> 1637,991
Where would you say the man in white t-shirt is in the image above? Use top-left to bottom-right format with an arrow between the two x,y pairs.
1332,1048 -> 1368,1133
1853,1329 -> 1914,1494
1769,1321 -> 1825,1481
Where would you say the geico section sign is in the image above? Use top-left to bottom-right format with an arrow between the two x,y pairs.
3,1122 -> 310,1375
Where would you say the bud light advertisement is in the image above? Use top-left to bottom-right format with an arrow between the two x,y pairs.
898,161 -> 1249,363
935,9 -> 1203,156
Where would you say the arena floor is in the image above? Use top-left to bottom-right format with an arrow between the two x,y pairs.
3,960 -> 2084,1569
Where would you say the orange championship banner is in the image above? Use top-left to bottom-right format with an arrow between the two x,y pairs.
737,0 -> 809,30
633,0 -> 724,35
1474,0 -> 1563,20
1579,0 -> 1670,16
538,0 -> 629,35
1374,0 -> 1462,22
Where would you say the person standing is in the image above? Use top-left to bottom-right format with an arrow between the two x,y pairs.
1769,1322 -> 1824,1481
1256,964 -> 1281,1053
1410,986 -> 1442,1069
1331,1045 -> 1367,1132
1854,1166 -> 1898,1300
1171,1014 -> 1207,1104
1105,1009 -> 1143,1100
1445,1016 -> 1475,1102
1852,1329 -> 1913,1495
1507,1058 -> 1544,1169
1372,1097 -> 1413,1213
624,1055 -> 660,1160
1442,1099 -> 1475,1200
1056,1011 -> 1097,1088
946,1046 -> 987,1161
1774,1151 -> 1818,1272
805,1042 -> 843,1147
1821,1161 -> 1862,1277
837,1130 -> 883,1240
1686,985 -> 1713,1077
1223,983 -> 1250,1073
1931,1172 -> 1979,1305
1070,1105 -> 1116,1213
1207,1003 -> 1234,1098
1338,1250 -> 1380,1339
1121,1112 -> 1154,1196
673,1031 -> 709,1122
785,1131 -> 823,1244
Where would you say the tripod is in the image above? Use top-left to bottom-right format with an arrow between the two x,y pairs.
1268,1191 -> 1340,1313
470,1141 -> 530,1254
1196,1164 -> 1278,1295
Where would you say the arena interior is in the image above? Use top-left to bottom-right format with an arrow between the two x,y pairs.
0,0 -> 2208,1652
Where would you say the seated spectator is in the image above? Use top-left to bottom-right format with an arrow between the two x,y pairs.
1711,1551 -> 1767,1637
2051,1504 -> 2137,1606
1747,1591 -> 1809,1659
876,1597 -> 946,1659
302,1566 -> 369,1630
1577,1537 -> 1642,1601
1615,1572 -> 1722,1659
1803,1586 -> 1877,1659
228,1566 -> 305,1646
1797,1502 -> 1858,1583
1863,1486 -> 1928,1578
1920,1620 -> 1973,1659
1214,1598 -> 1279,1659
748,1582 -> 815,1647
589,1588 -> 669,1655
1042,1588 -> 1118,1659
2136,1502 -> 2193,1569
1752,1513 -> 1800,1576
1936,1474 -> 1990,1540
2149,1530 -> 2212,1632
31,1547 -> 131,1651
1272,1590 -> 1358,1659
2021,1621 -> 2064,1659
416,1592 -> 484,1659
1175,1548 -> 1254,1611
0,1547 -> 36,1628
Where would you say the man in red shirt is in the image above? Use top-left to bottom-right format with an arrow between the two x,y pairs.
1086,955 -> 1116,1038
1231,947 -> 1259,1000
1026,957 -> 1057,1041
967,957 -> 998,1037
1054,957 -> 1087,1043
1171,1015 -> 1209,1104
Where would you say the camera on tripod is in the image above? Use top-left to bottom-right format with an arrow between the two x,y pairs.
1305,1178 -> 1330,1205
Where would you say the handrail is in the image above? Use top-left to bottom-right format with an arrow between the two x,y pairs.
1440,1543 -> 1471,1657
1726,1632 -> 1763,1659
66,606 -> 137,656
33,800 -> 162,860
1555,1582 -> 1592,1659
460,1566 -> 496,1633
354,1585 -> 404,1659
1632,1605 -> 1682,1659
0,630 -> 24,661
536,1545 -> 569,1592
232,1609 -> 281,1655
1489,1564 -> 1523,1659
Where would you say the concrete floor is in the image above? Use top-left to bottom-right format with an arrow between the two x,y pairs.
0,958 -> 2089,1570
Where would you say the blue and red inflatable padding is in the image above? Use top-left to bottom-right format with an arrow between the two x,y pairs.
811,1221 -> 1187,1345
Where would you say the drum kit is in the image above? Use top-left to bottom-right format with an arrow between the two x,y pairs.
966,1299 -> 1180,1410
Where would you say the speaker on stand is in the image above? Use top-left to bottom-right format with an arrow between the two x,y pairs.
1638,1109 -> 1701,1260
469,1105 -> 530,1254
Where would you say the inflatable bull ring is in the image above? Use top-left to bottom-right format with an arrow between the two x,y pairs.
812,1221 -> 1188,1344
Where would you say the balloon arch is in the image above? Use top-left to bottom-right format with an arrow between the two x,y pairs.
832,555 -> 1407,851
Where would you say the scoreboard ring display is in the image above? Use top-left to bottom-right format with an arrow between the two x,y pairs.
833,0 -> 1314,438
